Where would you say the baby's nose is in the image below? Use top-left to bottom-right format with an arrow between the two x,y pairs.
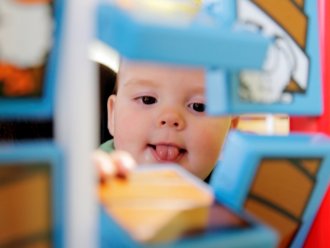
157,111 -> 185,130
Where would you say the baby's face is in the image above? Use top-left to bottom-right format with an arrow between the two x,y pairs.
108,59 -> 231,179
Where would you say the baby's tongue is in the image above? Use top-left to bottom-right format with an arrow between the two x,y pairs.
155,145 -> 180,161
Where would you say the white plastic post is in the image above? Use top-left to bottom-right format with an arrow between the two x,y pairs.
54,0 -> 99,247
265,114 -> 275,135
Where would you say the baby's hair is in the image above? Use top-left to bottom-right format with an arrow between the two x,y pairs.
112,57 -> 123,95
112,78 -> 118,95
99,63 -> 117,142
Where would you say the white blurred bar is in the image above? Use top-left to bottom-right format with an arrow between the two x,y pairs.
89,40 -> 120,73
55,0 -> 99,247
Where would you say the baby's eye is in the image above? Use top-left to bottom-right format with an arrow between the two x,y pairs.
188,102 -> 205,113
140,96 -> 157,105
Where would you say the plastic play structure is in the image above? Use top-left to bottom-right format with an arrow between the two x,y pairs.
0,0 -> 329,247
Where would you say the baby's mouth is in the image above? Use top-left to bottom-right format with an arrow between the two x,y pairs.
148,144 -> 186,162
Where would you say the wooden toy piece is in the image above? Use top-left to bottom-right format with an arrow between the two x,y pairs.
206,0 -> 321,116
97,0 -> 270,70
211,131 -> 330,248
99,165 -> 213,244
0,164 -> 52,247
99,164 -> 278,248
245,158 -> 320,248
0,142 -> 64,248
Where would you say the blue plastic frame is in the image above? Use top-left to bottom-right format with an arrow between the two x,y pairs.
96,1 -> 270,69
0,0 -> 65,119
97,0 -> 321,116
211,131 -> 330,247
206,0 -> 321,115
99,164 -> 277,248
0,141 -> 64,248
99,202 -> 277,248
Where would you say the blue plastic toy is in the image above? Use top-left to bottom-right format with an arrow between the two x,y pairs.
97,0 -> 321,115
206,0 -> 322,115
0,0 -> 65,119
97,0 -> 270,69
0,142 -> 64,247
96,0 -> 325,247
99,164 -> 278,248
211,130 -> 330,247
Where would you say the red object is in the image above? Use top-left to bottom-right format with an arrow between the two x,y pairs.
290,0 -> 329,135
304,188 -> 330,247
290,0 -> 330,247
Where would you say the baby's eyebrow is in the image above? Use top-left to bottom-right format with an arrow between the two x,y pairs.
187,85 -> 205,95
123,78 -> 158,88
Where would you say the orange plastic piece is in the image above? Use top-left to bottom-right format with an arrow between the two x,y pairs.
0,63 -> 37,96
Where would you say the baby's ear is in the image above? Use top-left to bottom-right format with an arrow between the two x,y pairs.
107,95 -> 116,136
231,116 -> 240,129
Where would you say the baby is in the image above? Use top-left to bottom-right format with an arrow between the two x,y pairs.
94,58 -> 233,181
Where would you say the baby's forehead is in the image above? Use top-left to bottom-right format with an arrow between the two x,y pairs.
118,60 -> 205,86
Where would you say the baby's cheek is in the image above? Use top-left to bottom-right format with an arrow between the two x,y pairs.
114,113 -> 145,151
187,134 -> 219,176
198,128 -> 223,154
190,117 -> 230,155
115,112 -> 137,137
190,138 -> 219,179
113,122 -> 135,150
